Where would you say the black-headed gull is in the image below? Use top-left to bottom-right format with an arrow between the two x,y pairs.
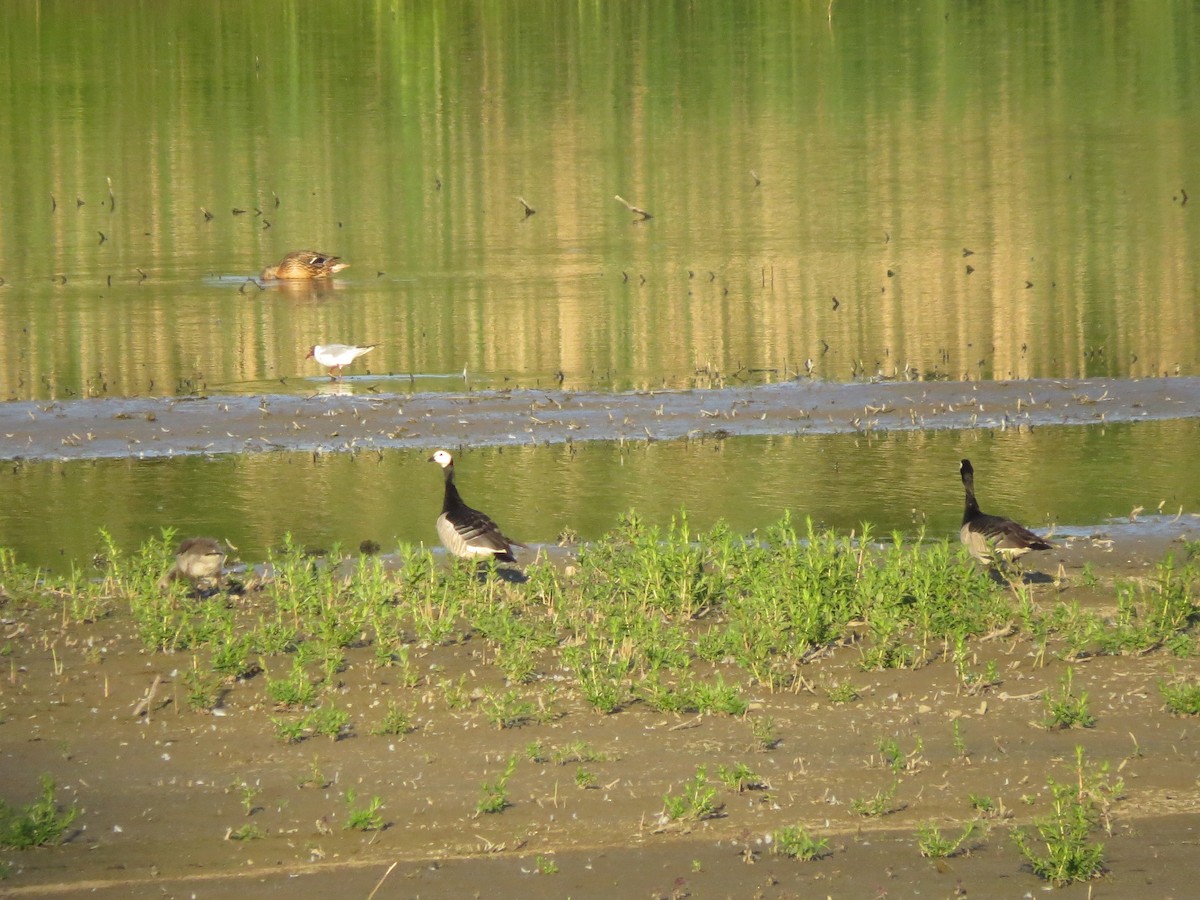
307,343 -> 377,379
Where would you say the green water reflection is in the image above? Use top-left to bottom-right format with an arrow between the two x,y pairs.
1,1 -> 1198,402
4,419 -> 1197,572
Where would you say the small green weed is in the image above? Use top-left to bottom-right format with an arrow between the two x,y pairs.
662,767 -> 722,821
825,681 -> 860,704
1159,678 -> 1200,715
1042,668 -> 1096,730
309,703 -> 350,741
952,720 -> 968,759
227,824 -> 265,841
297,758 -> 328,789
552,741 -> 607,765
234,780 -> 260,816
750,715 -> 780,750
342,790 -> 385,831
969,794 -> 997,816
265,658 -> 318,709
876,736 -> 924,774
771,825 -> 829,860
916,820 -> 980,858
271,715 -> 307,744
438,676 -> 470,710
182,666 -> 222,712
480,689 -> 536,729
476,755 -> 518,814
370,700 -> 416,736
0,776 -> 79,849
1011,747 -> 1118,886
717,762 -> 763,792
849,780 -> 902,818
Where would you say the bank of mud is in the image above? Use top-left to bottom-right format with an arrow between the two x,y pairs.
2,376 -> 1198,462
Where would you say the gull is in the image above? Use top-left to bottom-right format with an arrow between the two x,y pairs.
307,343 -> 377,380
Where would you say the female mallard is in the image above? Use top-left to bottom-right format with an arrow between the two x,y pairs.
159,537 -> 227,588
261,250 -> 349,281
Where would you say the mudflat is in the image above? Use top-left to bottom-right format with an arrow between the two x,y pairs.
2,375 -> 1198,462
1,517 -> 1197,898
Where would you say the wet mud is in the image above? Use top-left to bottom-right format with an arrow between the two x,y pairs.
1,522 -> 1199,898
2,375 -> 1198,462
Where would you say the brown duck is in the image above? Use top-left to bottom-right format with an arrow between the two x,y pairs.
159,537 -> 227,588
261,250 -> 349,281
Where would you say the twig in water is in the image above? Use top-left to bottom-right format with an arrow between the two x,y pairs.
131,674 -> 163,720
614,195 -> 652,220
517,197 -> 536,217
366,862 -> 399,900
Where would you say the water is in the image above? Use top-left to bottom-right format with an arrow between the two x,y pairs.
1,2 -> 1198,567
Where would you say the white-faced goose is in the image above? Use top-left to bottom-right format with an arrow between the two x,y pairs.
959,458 -> 1053,564
306,343 -> 377,380
428,449 -> 527,563
160,537 -> 227,588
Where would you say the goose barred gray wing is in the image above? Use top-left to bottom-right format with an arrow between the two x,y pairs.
436,505 -> 523,562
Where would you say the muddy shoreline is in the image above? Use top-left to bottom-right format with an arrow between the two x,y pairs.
2,376 -> 1198,462
2,520 -> 1199,899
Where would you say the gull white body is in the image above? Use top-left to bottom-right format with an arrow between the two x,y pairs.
307,343 -> 376,379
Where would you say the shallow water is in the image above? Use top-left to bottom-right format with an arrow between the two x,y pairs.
4,417 -> 1197,573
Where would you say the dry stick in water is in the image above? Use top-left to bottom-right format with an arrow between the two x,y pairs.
107,176 -> 115,212
518,197 -> 536,217
366,861 -> 399,900
131,674 -> 163,721
614,194 -> 653,220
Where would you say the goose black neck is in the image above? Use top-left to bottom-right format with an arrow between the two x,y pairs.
442,465 -> 464,514
961,475 -> 983,523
